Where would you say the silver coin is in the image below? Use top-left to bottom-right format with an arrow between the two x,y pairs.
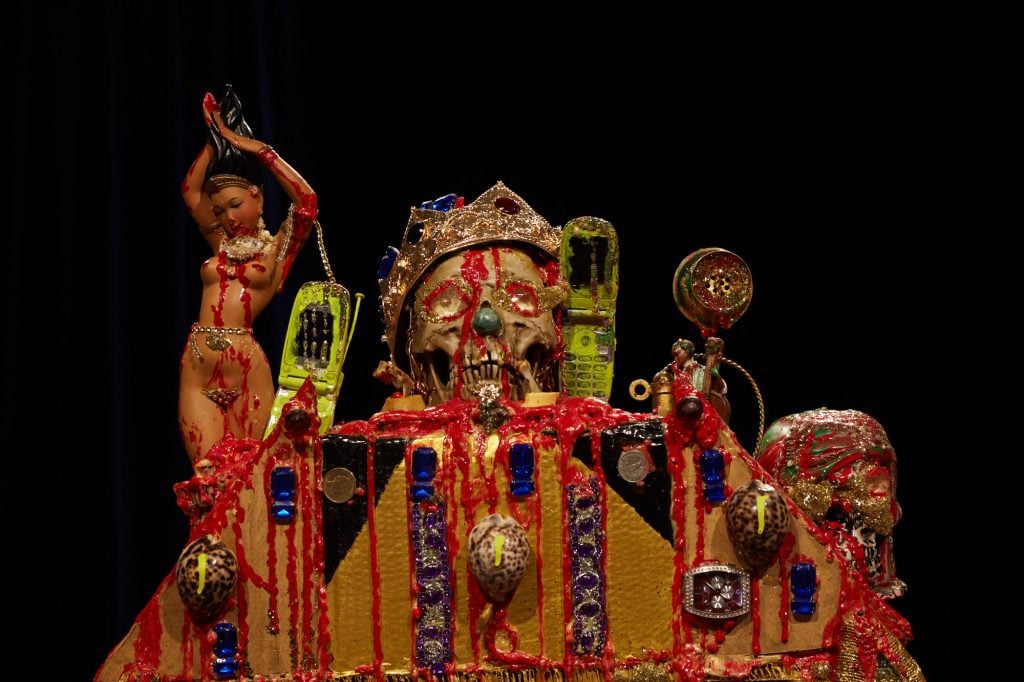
617,449 -> 651,483
322,467 -> 357,503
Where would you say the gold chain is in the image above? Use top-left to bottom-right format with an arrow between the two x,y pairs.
314,219 -> 336,284
696,353 -> 765,445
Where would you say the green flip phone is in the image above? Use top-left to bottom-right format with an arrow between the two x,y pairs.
265,281 -> 351,436
559,217 -> 619,400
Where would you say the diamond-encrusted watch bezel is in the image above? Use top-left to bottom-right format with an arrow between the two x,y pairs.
684,563 -> 751,619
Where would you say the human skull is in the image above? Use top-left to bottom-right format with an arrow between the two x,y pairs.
756,408 -> 905,598
407,247 -> 563,405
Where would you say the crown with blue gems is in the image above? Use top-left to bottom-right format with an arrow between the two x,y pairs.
378,182 -> 562,354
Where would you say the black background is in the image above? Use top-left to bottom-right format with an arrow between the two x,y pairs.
11,4 -> 960,679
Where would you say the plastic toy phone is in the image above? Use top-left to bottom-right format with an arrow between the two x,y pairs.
265,281 -> 351,435
559,217 -> 619,399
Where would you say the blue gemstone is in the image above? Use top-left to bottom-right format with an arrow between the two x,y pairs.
271,501 -> 295,523
575,630 -> 595,652
425,528 -> 445,548
700,450 -> 724,481
420,586 -> 445,605
213,657 -> 239,679
270,467 -> 296,502
510,479 -> 535,496
704,481 -> 725,503
412,447 -> 438,482
509,443 -> 535,480
791,562 -> 817,599
420,193 -> 459,212
378,246 -> 400,281
411,483 -> 433,502
212,622 -> 238,657
700,450 -> 726,502
418,561 -> 445,579
576,571 -> 600,590
575,541 -> 596,557
791,562 -> 817,617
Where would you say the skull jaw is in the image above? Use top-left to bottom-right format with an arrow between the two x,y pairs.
413,338 -> 555,406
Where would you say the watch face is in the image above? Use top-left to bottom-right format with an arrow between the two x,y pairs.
684,564 -> 751,619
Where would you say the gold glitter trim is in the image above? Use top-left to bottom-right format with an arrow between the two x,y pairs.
380,182 -> 562,355
791,478 -> 833,521
204,173 -> 253,192
491,275 -> 567,316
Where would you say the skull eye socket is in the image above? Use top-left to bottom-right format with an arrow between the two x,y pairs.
492,276 -> 565,317
504,282 -> 540,316
418,280 -> 471,323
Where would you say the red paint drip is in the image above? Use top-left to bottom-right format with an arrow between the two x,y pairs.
460,249 -> 490,283
588,430 -> 616,682
531,431 -> 545,657
210,252 -> 236,328
284,466 -> 300,666
692,447 -> 707,565
262,455 -> 281,635
403,442 -> 420,669
132,581 -> 166,666
365,437 -> 385,679
299,453 -> 315,667
276,193 -> 318,292
662,415 -> 692,655
196,621 -> 214,679
750,579 -> 761,655
179,610 -> 193,678
484,606 -> 544,667
777,533 -> 797,643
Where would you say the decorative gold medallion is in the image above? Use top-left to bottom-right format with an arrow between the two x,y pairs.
205,331 -> 232,352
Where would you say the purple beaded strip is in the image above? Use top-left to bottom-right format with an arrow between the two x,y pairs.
567,477 -> 607,655
411,499 -> 453,673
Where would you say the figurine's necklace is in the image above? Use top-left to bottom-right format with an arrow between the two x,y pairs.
221,229 -> 273,263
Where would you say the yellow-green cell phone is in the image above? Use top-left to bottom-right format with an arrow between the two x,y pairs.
559,217 -> 618,400
265,281 -> 351,435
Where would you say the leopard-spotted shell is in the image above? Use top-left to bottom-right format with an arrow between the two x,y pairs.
467,514 -> 531,603
725,480 -> 790,574
175,535 -> 238,623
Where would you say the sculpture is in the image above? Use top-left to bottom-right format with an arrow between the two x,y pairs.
97,170 -> 923,680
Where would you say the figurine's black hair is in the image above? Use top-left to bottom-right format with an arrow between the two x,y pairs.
205,84 -> 263,188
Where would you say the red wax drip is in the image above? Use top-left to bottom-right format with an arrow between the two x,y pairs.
403,442 -> 420,667
299,453 -> 315,666
663,416 -> 692,655
284,462 -> 300,665
179,610 -> 193,677
525,431 -> 546,657
263,456 -> 281,634
777,533 -> 797,643
750,579 -> 761,655
276,193 -> 318,292
365,438 -> 385,679
132,582 -> 166,666
484,606 -> 544,667
692,447 -> 707,565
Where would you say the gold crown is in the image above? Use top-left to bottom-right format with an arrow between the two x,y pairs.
380,182 -> 562,355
